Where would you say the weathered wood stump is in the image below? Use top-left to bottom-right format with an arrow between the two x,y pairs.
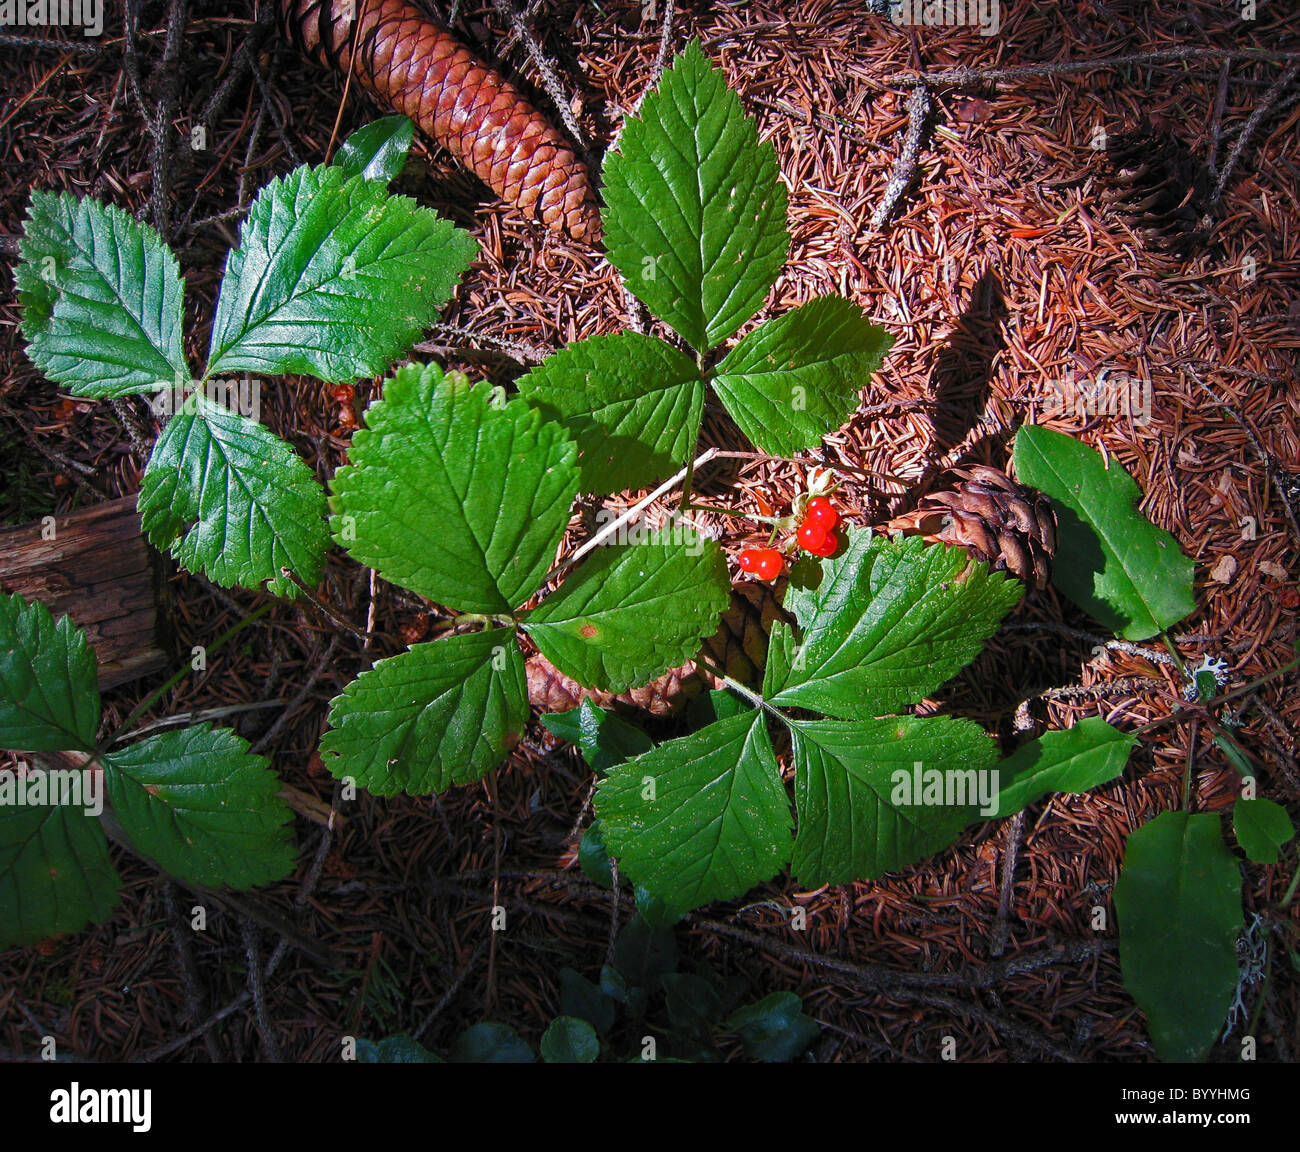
0,497 -> 170,689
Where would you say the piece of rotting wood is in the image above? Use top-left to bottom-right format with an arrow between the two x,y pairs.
0,496 -> 170,690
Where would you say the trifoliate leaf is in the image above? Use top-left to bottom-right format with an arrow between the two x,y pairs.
516,332 -> 704,494
1233,798 -> 1295,865
0,802 -> 119,949
789,715 -> 998,886
330,364 -> 580,614
0,594 -> 100,753
320,628 -> 528,796
602,39 -> 789,351
1013,425 -> 1195,640
711,297 -> 894,455
103,724 -> 295,889
993,717 -> 1136,818
139,392 -> 330,597
331,116 -> 416,184
765,532 -> 1022,719
725,992 -> 820,1063
540,1016 -> 600,1063
15,191 -> 188,397
521,532 -> 730,692
596,710 -> 792,912
1114,811 -> 1242,1062
206,164 -> 475,381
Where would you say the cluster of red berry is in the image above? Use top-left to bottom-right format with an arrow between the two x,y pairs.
737,496 -> 842,581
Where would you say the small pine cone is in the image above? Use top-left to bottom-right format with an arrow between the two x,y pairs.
698,579 -> 794,686
281,0 -> 601,242
1096,126 -> 1213,258
526,580 -> 793,718
526,654 -> 705,717
886,465 -> 1057,590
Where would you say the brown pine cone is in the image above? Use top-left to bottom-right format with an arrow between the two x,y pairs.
886,465 -> 1057,590
526,579 -> 792,717
281,0 -> 601,242
1096,125 -> 1212,258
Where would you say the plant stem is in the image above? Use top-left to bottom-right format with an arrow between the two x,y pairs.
1280,861 -> 1300,911
99,600 -> 275,751
548,448 -> 719,581
692,656 -> 785,722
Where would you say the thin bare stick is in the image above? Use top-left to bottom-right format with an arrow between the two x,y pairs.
324,0 -> 371,164
1211,64 -> 1299,203
278,568 -> 374,645
1184,370 -> 1300,547
413,940 -> 488,1041
492,0 -> 588,151
1001,620 -> 1179,668
122,699 -> 287,740
549,448 -> 719,580
630,0 -> 675,117
416,322 -> 547,363
1207,60 -> 1231,177
895,47 -> 1300,89
870,82 -> 931,231
242,919 -> 282,1062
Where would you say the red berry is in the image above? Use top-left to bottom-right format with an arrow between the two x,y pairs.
739,547 -> 783,580
804,496 -> 839,530
754,550 -> 784,580
803,529 -> 838,557
796,521 -> 829,552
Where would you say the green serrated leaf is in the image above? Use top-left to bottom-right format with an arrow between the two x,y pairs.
1114,811 -> 1242,1062
725,991 -> 819,1062
206,164 -> 475,381
540,699 -> 654,775
331,364 -> 580,614
449,1022 -> 534,1063
596,710 -> 792,911
602,39 -> 789,350
517,333 -> 704,495
712,297 -> 894,455
559,967 -> 617,1033
355,1034 -> 443,1063
139,393 -> 330,597
522,532 -> 730,692
1013,425 -> 1195,641
103,724 -> 295,889
789,715 -> 998,886
765,532 -> 1022,718
321,628 -> 527,796
541,1016 -> 600,1063
332,116 -> 416,184
993,716 -> 1136,818
1233,798 -> 1295,864
0,594 -> 100,752
0,803 -> 119,949
16,191 -> 188,398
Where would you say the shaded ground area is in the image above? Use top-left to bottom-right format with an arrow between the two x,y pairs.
1,0 -> 1298,1061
